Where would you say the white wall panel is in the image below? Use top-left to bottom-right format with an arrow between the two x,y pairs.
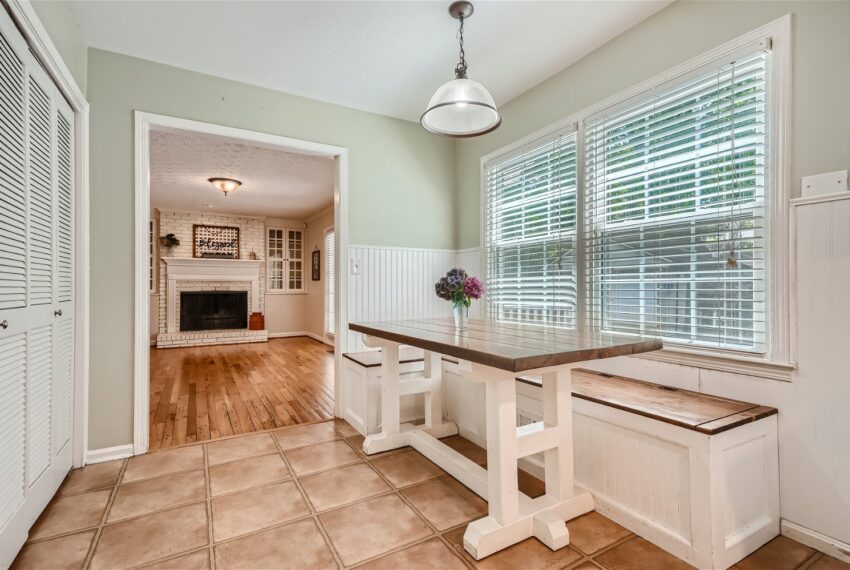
346,246 -> 481,351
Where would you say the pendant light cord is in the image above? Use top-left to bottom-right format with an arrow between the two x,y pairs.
455,15 -> 468,79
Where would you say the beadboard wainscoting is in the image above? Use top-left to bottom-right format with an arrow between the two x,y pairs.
345,246 -> 481,351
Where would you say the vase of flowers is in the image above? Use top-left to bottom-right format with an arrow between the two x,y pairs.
435,268 -> 484,331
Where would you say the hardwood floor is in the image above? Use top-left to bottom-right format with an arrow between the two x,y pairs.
149,337 -> 334,451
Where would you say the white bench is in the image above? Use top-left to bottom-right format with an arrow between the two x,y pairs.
341,349 -> 427,436
445,364 -> 780,570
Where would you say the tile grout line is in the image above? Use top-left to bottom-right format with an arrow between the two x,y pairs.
82,457 -> 129,570
272,425 -> 347,570
334,428 -> 473,569
204,442 -> 216,570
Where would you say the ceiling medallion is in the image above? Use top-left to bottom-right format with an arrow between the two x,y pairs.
421,1 -> 501,138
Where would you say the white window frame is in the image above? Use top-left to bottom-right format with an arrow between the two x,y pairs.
479,16 -> 793,380
266,226 -> 305,294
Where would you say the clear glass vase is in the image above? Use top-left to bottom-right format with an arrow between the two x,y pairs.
452,302 -> 469,331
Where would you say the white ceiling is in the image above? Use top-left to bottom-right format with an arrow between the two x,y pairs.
69,0 -> 671,122
149,129 -> 334,219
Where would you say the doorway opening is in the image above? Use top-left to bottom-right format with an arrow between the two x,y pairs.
134,113 -> 348,453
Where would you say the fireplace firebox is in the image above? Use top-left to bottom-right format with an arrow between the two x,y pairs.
180,291 -> 248,331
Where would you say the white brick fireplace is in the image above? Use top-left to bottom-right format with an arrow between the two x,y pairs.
156,257 -> 268,348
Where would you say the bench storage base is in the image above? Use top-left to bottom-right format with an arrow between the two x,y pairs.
572,398 -> 779,570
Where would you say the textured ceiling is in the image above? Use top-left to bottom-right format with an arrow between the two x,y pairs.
149,129 -> 334,219
70,1 -> 671,122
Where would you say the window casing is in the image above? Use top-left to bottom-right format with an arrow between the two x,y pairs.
267,227 -> 304,293
483,35 -> 786,365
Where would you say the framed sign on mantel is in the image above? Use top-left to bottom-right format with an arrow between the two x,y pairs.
193,224 -> 240,259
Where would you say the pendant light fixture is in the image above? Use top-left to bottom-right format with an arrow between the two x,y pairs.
208,177 -> 242,196
421,1 -> 501,137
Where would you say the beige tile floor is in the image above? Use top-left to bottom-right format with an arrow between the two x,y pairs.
12,419 -> 850,570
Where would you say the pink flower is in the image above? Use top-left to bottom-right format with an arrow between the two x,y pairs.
463,277 -> 484,300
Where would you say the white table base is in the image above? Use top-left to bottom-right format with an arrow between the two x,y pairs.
361,335 -> 594,560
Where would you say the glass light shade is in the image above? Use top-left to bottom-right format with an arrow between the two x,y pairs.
208,177 -> 242,195
421,78 -> 501,137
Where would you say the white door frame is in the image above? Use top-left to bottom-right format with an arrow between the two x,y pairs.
323,225 -> 335,344
5,0 -> 91,468
133,112 -> 349,455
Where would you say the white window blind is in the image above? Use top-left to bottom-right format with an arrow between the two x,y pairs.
584,48 -> 768,353
325,229 -> 335,337
485,128 -> 578,328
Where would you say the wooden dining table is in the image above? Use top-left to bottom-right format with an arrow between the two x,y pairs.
348,318 -> 662,560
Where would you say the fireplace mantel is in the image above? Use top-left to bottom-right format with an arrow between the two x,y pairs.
162,257 -> 262,333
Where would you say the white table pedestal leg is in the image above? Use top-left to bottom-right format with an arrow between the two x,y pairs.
463,365 -> 594,560
424,351 -> 443,429
362,338 -> 457,455
363,342 -> 407,454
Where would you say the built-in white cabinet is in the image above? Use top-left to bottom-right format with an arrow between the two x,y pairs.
0,7 -> 75,566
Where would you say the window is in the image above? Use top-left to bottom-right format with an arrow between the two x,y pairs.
484,38 -> 780,359
325,228 -> 335,338
485,129 -> 578,328
267,227 -> 304,292
585,49 -> 768,353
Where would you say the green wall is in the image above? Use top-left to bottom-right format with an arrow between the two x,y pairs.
30,0 -> 87,93
456,0 -> 850,248
87,49 -> 456,448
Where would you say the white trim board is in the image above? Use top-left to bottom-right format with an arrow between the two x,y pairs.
135,112 -> 349,456
85,444 -> 134,465
782,520 -> 850,564
5,0 -> 91,469
267,331 -> 329,344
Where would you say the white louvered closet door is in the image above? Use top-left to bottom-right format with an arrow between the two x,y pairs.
0,7 -> 75,567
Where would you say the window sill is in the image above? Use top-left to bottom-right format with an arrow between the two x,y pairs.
633,346 -> 796,382
266,290 -> 307,296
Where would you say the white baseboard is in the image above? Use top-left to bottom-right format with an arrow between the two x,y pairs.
269,331 -> 331,345
781,520 -> 850,564
86,444 -> 134,465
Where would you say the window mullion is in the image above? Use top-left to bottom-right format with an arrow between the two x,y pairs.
576,121 -> 588,334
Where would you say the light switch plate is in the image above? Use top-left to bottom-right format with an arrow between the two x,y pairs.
801,170 -> 848,197
350,258 -> 362,275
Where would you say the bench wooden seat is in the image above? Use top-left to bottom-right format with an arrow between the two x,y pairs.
343,349 -> 459,368
343,348 -> 426,368
518,369 -> 777,435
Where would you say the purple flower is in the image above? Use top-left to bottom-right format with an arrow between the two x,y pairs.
463,277 -> 484,300
445,268 -> 468,289
434,277 -> 453,301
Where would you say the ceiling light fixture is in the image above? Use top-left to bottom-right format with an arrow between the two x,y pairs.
208,177 -> 242,196
421,1 -> 501,138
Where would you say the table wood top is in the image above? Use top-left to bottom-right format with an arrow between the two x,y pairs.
348,318 -> 662,372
